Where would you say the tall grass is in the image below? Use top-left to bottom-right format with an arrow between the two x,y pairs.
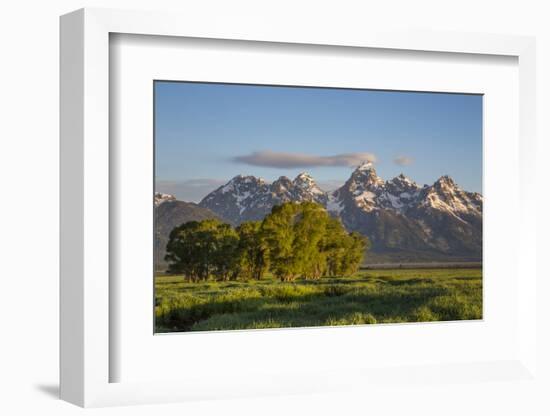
155,268 -> 482,332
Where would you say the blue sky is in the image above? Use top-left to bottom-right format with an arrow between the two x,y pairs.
155,81 -> 482,202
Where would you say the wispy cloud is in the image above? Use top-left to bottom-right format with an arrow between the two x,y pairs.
393,155 -> 414,166
156,178 -> 226,203
232,150 -> 377,169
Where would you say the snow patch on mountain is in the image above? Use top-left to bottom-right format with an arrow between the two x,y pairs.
294,172 -> 324,195
420,176 -> 482,218
326,194 -> 344,214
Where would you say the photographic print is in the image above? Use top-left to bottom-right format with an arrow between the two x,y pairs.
154,81 -> 482,333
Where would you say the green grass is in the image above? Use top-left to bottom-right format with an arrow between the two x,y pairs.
155,268 -> 482,332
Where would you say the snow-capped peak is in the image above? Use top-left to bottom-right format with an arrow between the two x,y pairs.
229,174 -> 265,184
272,176 -> 293,189
293,172 -> 315,186
349,162 -> 384,189
293,172 -> 324,195
356,161 -> 375,172
421,176 -> 482,217
295,171 -> 313,180
434,175 -> 457,188
395,173 -> 412,183
429,176 -> 463,198
199,173 -> 328,224
218,175 -> 266,194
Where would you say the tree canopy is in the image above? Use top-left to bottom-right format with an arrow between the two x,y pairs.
165,202 -> 368,282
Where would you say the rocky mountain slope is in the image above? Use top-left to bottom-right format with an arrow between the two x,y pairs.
327,163 -> 482,261
197,162 -> 482,261
198,172 -> 327,225
154,196 -> 220,270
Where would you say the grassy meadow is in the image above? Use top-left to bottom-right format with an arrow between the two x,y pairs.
155,267 -> 482,332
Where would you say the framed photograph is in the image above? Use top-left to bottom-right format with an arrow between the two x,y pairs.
60,8 -> 538,408
153,81 -> 484,333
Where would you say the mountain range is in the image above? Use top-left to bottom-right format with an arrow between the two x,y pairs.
155,162 -> 482,267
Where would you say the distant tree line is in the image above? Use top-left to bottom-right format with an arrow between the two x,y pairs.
165,202 -> 369,282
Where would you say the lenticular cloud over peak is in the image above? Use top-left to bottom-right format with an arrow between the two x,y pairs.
232,150 -> 377,169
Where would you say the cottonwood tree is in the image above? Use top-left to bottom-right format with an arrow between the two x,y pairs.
165,219 -> 239,281
261,202 -> 302,281
210,222 -> 240,281
165,202 -> 369,282
235,221 -> 269,280
321,217 -> 350,277
292,202 -> 330,279
261,202 -> 368,281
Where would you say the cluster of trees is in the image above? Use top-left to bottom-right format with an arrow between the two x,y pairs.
165,202 -> 368,282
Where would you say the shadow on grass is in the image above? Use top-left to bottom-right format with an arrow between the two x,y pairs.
296,276 -> 385,286
156,284 -> 450,332
385,278 -> 437,286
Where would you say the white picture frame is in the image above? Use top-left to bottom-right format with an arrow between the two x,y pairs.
60,7 -> 538,408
